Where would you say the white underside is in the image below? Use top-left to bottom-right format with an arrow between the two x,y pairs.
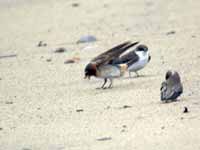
128,51 -> 149,72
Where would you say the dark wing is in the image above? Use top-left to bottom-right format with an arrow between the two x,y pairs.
91,41 -> 139,66
111,50 -> 139,65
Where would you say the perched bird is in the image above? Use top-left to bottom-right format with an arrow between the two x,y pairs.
112,44 -> 151,77
84,41 -> 139,89
160,70 -> 183,102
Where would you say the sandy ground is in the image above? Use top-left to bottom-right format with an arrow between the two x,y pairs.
0,0 -> 200,150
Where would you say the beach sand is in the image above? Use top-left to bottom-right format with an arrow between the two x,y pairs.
0,0 -> 200,149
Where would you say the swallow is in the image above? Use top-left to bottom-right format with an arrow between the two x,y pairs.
160,70 -> 183,102
112,44 -> 151,77
84,41 -> 139,89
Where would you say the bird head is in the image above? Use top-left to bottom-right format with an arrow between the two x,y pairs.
84,63 -> 97,79
165,70 -> 173,80
135,44 -> 148,52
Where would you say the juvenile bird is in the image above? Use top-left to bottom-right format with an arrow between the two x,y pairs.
160,70 -> 183,102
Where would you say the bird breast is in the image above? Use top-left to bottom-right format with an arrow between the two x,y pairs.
128,51 -> 149,71
97,65 -> 122,78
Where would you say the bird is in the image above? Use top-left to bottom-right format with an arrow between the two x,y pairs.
84,41 -> 139,89
112,44 -> 151,77
160,70 -> 183,102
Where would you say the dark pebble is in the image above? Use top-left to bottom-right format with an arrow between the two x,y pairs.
72,3 -> 79,7
122,105 -> 132,109
96,137 -> 112,141
0,128 -> 3,131
76,109 -> 84,112
37,41 -> 47,47
183,107 -> 189,113
46,58 -> 52,62
5,101 -> 13,104
54,47 -> 67,53
64,59 -> 75,64
77,35 -> 97,44
161,126 -> 165,129
166,30 -> 176,35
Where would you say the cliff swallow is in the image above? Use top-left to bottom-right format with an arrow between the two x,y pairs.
112,44 -> 151,77
84,41 -> 139,89
160,70 -> 183,102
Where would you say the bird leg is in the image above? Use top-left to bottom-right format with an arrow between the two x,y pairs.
129,72 -> 132,78
101,78 -> 107,89
135,71 -> 139,77
108,79 -> 113,88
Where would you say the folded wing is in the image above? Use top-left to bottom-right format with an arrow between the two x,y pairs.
91,41 -> 139,66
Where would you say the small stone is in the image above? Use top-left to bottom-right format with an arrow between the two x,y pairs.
72,3 -> 79,7
5,101 -> 13,104
122,105 -> 132,109
122,125 -> 127,128
180,117 -> 184,120
183,107 -> 189,113
96,137 -> 112,141
0,128 -> 3,131
76,109 -> 84,112
46,58 -> 52,62
64,57 -> 80,64
54,47 -> 67,53
161,126 -> 165,129
37,41 -> 47,47
166,30 -> 176,35
77,35 -> 97,44
22,148 -> 31,150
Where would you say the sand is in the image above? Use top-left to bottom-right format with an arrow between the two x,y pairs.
0,0 -> 200,150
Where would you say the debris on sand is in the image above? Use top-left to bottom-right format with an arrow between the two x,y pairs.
96,137 -> 112,141
76,109 -> 84,112
166,30 -> 176,35
77,35 -> 97,44
64,57 -> 80,64
46,58 -> 52,62
0,54 -> 17,59
5,101 -> 13,104
72,3 -> 79,7
183,107 -> 189,113
37,41 -> 47,47
54,47 -> 67,53
122,105 -> 132,109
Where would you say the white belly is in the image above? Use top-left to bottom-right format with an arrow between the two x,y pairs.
128,51 -> 149,72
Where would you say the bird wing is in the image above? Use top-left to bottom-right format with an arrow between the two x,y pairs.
91,41 -> 139,67
111,50 -> 139,66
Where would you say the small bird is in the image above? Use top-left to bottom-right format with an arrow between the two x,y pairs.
160,70 -> 183,102
112,44 -> 151,77
84,41 -> 139,89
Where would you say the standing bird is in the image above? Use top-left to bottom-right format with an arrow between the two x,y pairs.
112,44 -> 151,77
84,41 -> 139,89
160,70 -> 183,102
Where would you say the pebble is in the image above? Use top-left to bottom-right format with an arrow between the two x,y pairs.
96,137 -> 112,141
54,47 -> 67,53
183,107 -> 189,113
166,30 -> 176,35
77,35 -> 97,44
37,41 -> 47,47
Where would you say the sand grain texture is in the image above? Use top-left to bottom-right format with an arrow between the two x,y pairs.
0,0 -> 200,150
